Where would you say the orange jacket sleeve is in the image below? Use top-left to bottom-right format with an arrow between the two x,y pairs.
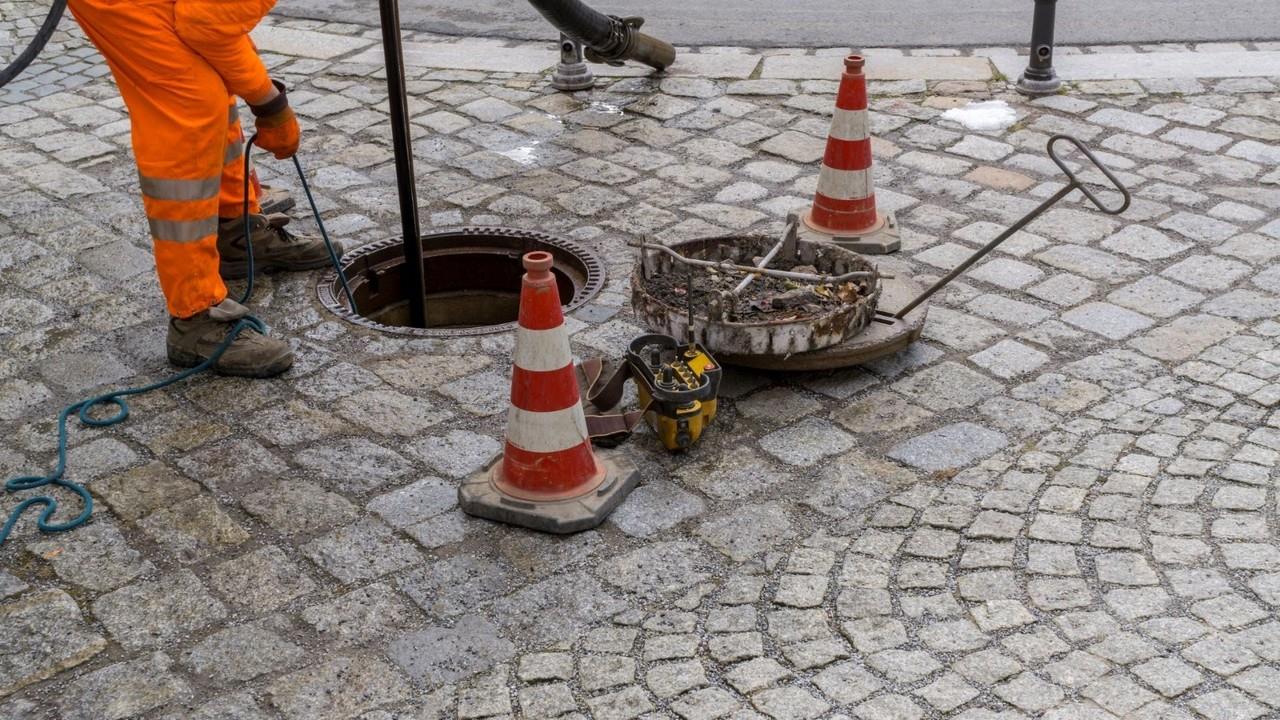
173,0 -> 277,101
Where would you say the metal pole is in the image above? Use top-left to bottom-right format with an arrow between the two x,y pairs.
379,0 -> 428,328
1016,0 -> 1063,96
895,184 -> 1075,319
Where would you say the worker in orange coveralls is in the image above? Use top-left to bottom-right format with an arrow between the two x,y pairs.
67,0 -> 337,377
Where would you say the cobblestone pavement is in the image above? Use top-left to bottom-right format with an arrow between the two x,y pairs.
4,16 -> 1280,720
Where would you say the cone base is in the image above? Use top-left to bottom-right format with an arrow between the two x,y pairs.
800,209 -> 901,255
458,450 -> 640,534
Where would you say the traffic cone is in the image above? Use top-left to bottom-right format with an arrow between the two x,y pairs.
458,251 -> 639,533
799,55 -> 901,255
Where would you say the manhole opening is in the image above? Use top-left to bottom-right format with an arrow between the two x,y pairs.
318,227 -> 606,337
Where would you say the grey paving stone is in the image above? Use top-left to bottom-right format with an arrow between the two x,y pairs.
409,429 -> 502,478
585,685 -> 655,720
25,522 -> 150,591
888,423 -> 1009,472
1189,688 -> 1269,720
519,682 -> 579,717
265,654 -> 412,720
398,553 -> 513,617
302,519 -> 424,584
241,479 -> 359,536
891,362 -> 1002,411
969,340 -> 1050,379
1108,276 -> 1205,318
183,616 -> 306,684
208,545 -> 316,614
58,652 -> 191,720
137,494 -> 250,562
293,438 -> 412,491
388,615 -> 515,688
1062,302 -> 1154,340
301,583 -> 421,648
157,692 -> 273,720
518,651 -> 574,682
336,389 -> 453,435
367,476 -> 457,528
0,571 -> 27,600
758,417 -> 854,467
92,569 -> 226,650
609,479 -> 706,538
670,687 -> 742,720
751,686 -> 830,720
581,653 -> 638,691
492,571 -> 629,646
1102,224 -> 1193,261
697,502 -> 795,562
0,589 -> 107,697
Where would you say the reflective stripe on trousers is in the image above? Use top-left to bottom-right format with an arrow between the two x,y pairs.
67,0 -> 252,318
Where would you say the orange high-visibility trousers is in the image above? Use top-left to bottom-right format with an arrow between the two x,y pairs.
67,0 -> 273,318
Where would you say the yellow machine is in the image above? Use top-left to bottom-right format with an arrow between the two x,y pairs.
627,334 -> 721,451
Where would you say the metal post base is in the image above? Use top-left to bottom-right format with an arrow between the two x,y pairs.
551,34 -> 595,92
1017,70 -> 1063,96
459,451 -> 639,534
798,211 -> 901,255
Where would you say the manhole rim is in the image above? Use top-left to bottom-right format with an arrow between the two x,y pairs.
317,226 -> 606,337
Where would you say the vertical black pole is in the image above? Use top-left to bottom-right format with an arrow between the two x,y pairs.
1016,0 -> 1063,96
379,0 -> 428,328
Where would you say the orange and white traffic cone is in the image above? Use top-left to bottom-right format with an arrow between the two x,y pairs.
799,55 -> 901,255
459,251 -> 639,533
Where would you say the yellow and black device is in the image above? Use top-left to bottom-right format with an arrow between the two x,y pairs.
626,334 -> 722,451
582,333 -> 721,452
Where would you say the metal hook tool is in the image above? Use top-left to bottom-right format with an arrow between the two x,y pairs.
893,134 -> 1131,320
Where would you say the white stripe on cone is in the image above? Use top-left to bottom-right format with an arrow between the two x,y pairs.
816,166 -> 874,201
829,109 -> 869,142
513,326 -> 573,373
506,404 -> 591,453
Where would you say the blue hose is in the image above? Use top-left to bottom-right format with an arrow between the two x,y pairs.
0,132 -> 351,547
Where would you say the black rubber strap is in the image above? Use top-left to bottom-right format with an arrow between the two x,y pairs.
250,80 -> 289,118
579,357 -> 648,446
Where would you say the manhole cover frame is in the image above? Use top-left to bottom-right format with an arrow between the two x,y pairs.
317,226 -> 606,337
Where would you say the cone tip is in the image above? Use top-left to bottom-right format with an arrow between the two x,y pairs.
523,251 -> 554,275
845,55 -> 865,72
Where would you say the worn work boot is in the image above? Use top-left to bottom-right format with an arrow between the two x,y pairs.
258,183 -> 295,215
216,212 -> 337,279
167,299 -> 294,378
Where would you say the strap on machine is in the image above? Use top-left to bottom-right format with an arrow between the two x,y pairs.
579,357 -> 649,447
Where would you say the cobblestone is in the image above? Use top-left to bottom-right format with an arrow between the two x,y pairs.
6,21 -> 1280,720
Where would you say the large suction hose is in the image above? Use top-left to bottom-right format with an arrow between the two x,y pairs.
525,0 -> 676,71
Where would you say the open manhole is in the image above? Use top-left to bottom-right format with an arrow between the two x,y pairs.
318,227 -> 605,337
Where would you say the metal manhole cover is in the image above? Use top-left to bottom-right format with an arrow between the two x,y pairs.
317,227 -> 605,337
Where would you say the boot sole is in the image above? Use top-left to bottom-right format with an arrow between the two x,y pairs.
260,197 -> 296,215
219,256 -> 334,281
167,346 -> 294,379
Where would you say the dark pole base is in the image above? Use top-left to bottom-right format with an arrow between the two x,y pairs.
551,33 -> 595,91
1016,70 -> 1063,96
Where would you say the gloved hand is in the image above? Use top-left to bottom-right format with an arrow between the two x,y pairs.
249,80 -> 299,160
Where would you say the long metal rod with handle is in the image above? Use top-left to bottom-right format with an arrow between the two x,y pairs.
894,134 -> 1131,320
379,0 -> 429,328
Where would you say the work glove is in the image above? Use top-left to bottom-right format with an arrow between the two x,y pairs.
249,80 -> 300,160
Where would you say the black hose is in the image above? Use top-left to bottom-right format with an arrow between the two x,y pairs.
525,0 -> 675,71
527,0 -> 616,49
0,0 -> 67,88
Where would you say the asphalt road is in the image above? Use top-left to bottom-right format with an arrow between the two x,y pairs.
275,0 -> 1280,48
